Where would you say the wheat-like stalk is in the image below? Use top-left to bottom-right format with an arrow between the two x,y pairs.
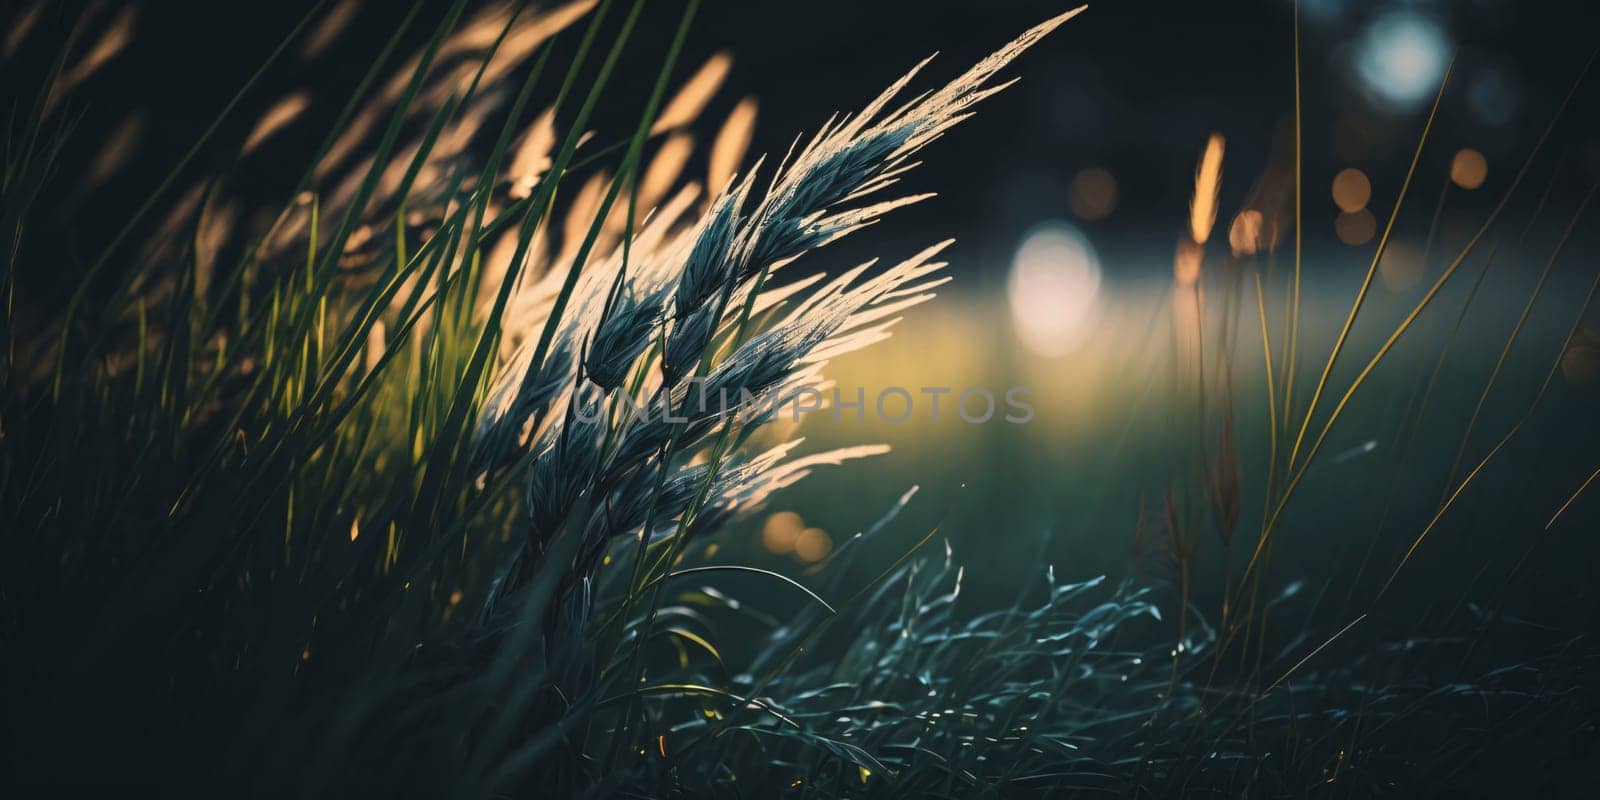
467,9 -> 1086,611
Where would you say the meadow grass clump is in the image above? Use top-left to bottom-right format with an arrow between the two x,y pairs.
0,2 -> 1102,795
4,1 -> 1597,797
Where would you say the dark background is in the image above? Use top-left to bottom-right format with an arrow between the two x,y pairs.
11,0 -> 1600,294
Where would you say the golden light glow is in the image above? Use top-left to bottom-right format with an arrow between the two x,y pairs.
1007,222 -> 1103,357
638,133 -> 695,212
652,52 -> 733,134
794,528 -> 833,563
244,92 -> 311,154
761,511 -> 804,554
1335,209 -> 1377,246
1068,167 -> 1118,221
1171,283 -> 1205,371
1450,148 -> 1487,190
1189,134 -> 1226,245
1228,210 -> 1263,257
366,320 -> 387,372
1331,168 -> 1372,213
507,109 -> 556,200
62,6 -> 136,90
302,0 -> 361,60
709,97 -> 758,193
559,171 -> 610,264
1174,239 -> 1202,285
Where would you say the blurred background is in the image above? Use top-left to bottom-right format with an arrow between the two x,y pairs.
11,0 -> 1600,630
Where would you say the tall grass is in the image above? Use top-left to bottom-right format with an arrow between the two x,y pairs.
4,1 -> 1597,797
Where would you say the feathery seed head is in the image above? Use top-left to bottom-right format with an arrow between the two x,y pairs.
468,7 -> 1084,570
742,125 -> 915,275
585,285 -> 661,390
526,394 -> 605,541
663,303 -> 721,384
592,461 -> 707,544
1190,133 -> 1226,245
674,191 -> 742,317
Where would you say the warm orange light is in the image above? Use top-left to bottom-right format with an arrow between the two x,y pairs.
652,52 -> 732,134
302,0 -> 360,60
244,92 -> 311,154
1174,239 -> 1203,285
1189,134 -> 1226,245
1228,210 -> 1264,257
794,528 -> 833,563
638,133 -> 694,211
1331,168 -> 1372,213
508,109 -> 556,200
761,511 -> 804,554
1068,167 -> 1118,221
1450,148 -> 1487,190
366,320 -> 386,373
709,97 -> 758,193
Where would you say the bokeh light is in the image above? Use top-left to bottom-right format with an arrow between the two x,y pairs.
1229,210 -> 1264,257
1331,168 -> 1372,213
761,511 -> 804,554
793,528 -> 833,563
1068,167 -> 1118,221
1335,209 -> 1377,246
1355,13 -> 1451,111
1450,148 -> 1488,189
1008,221 -> 1103,357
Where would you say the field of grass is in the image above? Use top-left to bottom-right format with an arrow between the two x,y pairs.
4,1 -> 1599,797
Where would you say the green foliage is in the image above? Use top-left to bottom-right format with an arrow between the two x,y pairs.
2,3 -> 1593,798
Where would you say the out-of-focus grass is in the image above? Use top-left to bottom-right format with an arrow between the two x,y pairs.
764,256 -> 1600,619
